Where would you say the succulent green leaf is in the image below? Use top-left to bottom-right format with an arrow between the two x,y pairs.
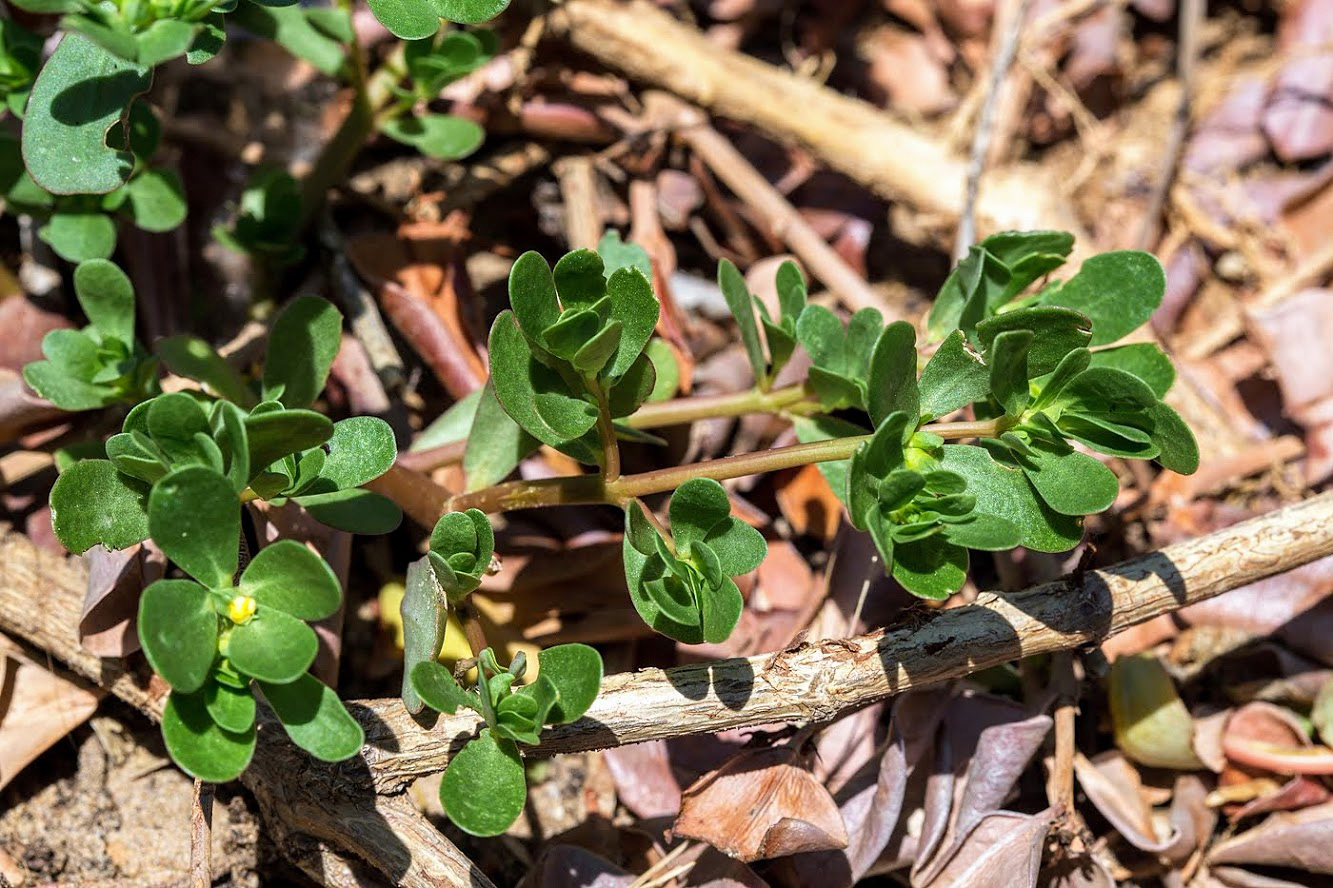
138,579 -> 219,693
1028,347 -> 1091,415
1041,251 -> 1164,346
668,478 -> 731,546
988,329 -> 1033,416
414,389 -> 480,451
488,311 -> 599,452
699,578 -> 743,645
73,259 -> 135,345
719,259 -> 767,385
918,330 -> 989,419
1143,401 -> 1199,475
508,251 -> 561,335
975,306 -> 1092,376
245,408 -> 334,473
603,267 -> 659,381
370,0 -> 442,42
938,445 -> 1082,553
1088,343 -> 1175,399
939,513 -> 1021,551
39,211 -> 117,262
891,536 -> 968,600
124,168 -> 187,232
319,416 -> 397,489
552,249 -> 605,308
595,230 -> 652,281
868,321 -> 920,426
643,339 -> 681,403
238,539 -> 341,620
534,643 -> 601,724
463,380 -> 540,490
294,489 -> 403,534
400,555 -> 450,714
148,466 -> 239,588
431,0 -> 511,23
50,459 -> 150,552
379,113 -> 483,160
411,661 -> 481,714
607,352 -> 657,417
230,1 -> 347,76
204,679 -> 256,733
263,295 -> 342,409
226,607 -> 318,683
1019,442 -> 1119,516
441,729 -> 526,837
259,673 -> 364,761
161,689 -> 255,782
22,35 -> 150,195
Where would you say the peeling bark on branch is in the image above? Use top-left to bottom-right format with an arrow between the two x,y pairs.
3,494 -> 1333,877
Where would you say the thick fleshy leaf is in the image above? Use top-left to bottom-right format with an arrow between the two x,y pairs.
603,267 -> 659,381
238,539 -> 341,619
508,251 -> 561,335
259,673 -> 364,761
149,466 -> 239,588
431,0 -> 510,23
867,320 -> 920,426
39,211 -> 116,262
891,536 -> 968,600
606,352 -> 656,417
719,259 -> 767,384
22,35 -> 150,194
669,478 -> 732,545
1144,401 -> 1199,475
146,391 -> 211,465
940,513 -> 1022,551
229,1 -> 346,75
1020,444 -> 1119,516
1042,251 -> 1164,346
50,459 -> 150,553
138,579 -> 218,693
263,295 -> 342,409
441,729 -> 526,836
124,168 -> 187,232
488,311 -> 598,452
988,329 -> 1033,416
161,689 -> 255,782
939,445 -> 1082,553
380,113 -> 483,160
703,520 -> 767,578
320,416 -> 396,489
400,557 -> 450,714
700,578 -> 744,644
536,643 -> 602,723
226,607 -> 318,683
73,259 -> 135,345
463,380 -> 540,491
975,307 -> 1092,376
23,360 -> 115,410
369,0 -> 440,39
294,489 -> 403,534
245,408 -> 334,473
204,679 -> 256,733
1088,343 -> 1175,398
412,660 -> 481,714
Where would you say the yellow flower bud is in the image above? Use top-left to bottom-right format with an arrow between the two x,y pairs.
227,595 -> 257,624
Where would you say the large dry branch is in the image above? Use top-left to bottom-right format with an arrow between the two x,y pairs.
5,494 -> 1333,877
549,0 -> 1090,244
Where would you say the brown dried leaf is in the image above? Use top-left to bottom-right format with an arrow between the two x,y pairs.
0,639 -> 103,790
80,542 -> 165,657
674,745 -> 848,862
920,807 -> 1058,888
1208,801 -> 1333,873
601,741 -> 682,820
1074,751 -> 1180,853
1223,701 -> 1333,776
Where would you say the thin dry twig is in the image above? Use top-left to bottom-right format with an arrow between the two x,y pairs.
190,780 -> 213,888
648,92 -> 888,315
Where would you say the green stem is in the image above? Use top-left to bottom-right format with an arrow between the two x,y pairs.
625,384 -> 813,429
445,416 -> 1010,515
588,377 -> 621,481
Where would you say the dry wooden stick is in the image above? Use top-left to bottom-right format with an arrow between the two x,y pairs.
360,490 -> 1333,791
551,0 -> 1090,246
647,93 -> 886,315
190,780 -> 213,888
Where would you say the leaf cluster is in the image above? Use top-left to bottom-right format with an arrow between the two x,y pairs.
377,29 -> 495,160
411,643 -> 602,836
623,479 -> 767,644
48,295 -> 402,557
212,168 -> 306,266
23,260 -> 160,411
489,248 -> 660,467
718,258 -> 805,391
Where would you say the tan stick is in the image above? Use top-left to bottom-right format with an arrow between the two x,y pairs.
190,780 -> 213,888
650,93 -> 885,315
360,490 -> 1333,791
551,0 -> 1090,243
